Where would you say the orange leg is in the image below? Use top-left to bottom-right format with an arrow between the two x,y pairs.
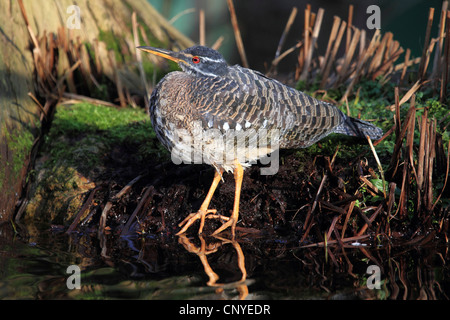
176,169 -> 223,235
212,162 -> 243,238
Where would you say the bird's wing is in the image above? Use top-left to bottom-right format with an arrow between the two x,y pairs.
190,65 -> 344,148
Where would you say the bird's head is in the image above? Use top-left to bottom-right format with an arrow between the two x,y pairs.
137,45 -> 228,77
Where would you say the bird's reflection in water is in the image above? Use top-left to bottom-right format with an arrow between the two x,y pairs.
178,234 -> 249,300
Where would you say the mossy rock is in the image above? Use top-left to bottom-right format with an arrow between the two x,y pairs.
25,164 -> 96,226
23,102 -> 167,226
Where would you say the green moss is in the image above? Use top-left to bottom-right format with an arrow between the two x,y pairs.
43,102 -> 167,171
2,126 -> 34,180
26,102 -> 168,225
98,29 -> 125,63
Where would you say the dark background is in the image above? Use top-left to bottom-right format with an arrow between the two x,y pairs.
149,0 -> 443,72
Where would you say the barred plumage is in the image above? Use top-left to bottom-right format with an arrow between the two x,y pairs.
139,45 -> 383,237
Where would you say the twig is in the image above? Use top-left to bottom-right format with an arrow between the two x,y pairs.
275,7 -> 298,59
121,186 -> 155,235
18,0 -> 41,56
300,235 -> 370,248
132,12 -> 150,112
112,174 -> 143,200
211,36 -> 224,50
269,41 -> 302,74
28,92 -> 48,121
168,8 -> 196,25
432,140 -> 450,211
356,203 -> 383,236
366,135 -> 386,198
56,60 -> 82,91
67,187 -> 98,233
341,199 -> 356,239
302,147 -> 339,234
98,201 -> 112,234
62,92 -> 121,108
387,96 -> 418,178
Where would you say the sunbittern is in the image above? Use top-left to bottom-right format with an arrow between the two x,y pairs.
138,45 -> 383,237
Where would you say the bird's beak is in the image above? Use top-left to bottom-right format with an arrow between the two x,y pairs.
137,46 -> 189,65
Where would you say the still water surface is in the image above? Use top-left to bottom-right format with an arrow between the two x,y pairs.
1,222 -> 449,300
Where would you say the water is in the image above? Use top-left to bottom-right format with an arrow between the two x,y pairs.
1,222 -> 449,300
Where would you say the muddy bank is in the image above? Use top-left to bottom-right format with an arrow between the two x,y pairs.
20,105 -> 447,247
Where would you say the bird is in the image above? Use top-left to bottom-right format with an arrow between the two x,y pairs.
137,45 -> 383,237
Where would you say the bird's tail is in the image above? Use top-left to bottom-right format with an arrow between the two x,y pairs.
334,112 -> 383,140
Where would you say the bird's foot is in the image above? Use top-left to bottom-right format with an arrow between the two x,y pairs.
176,209 -> 229,235
212,217 -> 237,238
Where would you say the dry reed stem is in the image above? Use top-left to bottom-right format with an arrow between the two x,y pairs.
336,26 -> 360,87
300,8 -> 324,81
275,7 -> 298,59
431,1 -> 448,78
227,0 -> 249,68
387,80 -> 421,111
406,95 -> 418,184
357,203 -> 383,236
341,30 -> 375,100
270,41 -> 303,72
122,186 -> 155,235
366,136 -> 386,198
199,9 -> 205,46
346,5 -> 354,52
432,141 -> 450,211
28,92 -> 48,121
302,146 -> 339,239
67,187 -> 99,233
419,8 -> 435,79
442,11 -> 450,102
304,5 -> 311,67
341,199 -> 356,239
211,36 -> 224,50
393,107 -> 416,176
132,12 -> 150,111
417,108 -> 428,191
321,16 -> 340,73
320,20 -> 347,88
400,48 -> 411,83
426,119 -> 436,212
168,8 -> 196,25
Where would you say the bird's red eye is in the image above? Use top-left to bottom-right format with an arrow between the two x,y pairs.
192,56 -> 200,64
